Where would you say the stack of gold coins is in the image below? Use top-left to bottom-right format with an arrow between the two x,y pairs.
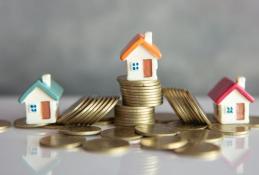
117,75 -> 162,107
114,104 -> 155,126
115,75 -> 163,126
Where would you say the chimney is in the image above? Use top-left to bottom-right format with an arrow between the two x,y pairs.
236,76 -> 246,89
144,31 -> 152,44
42,74 -> 51,87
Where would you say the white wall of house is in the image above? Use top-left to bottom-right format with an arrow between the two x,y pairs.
23,87 -> 58,124
215,90 -> 250,124
125,45 -> 158,81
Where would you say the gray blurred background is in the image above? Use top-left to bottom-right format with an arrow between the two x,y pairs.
0,0 -> 259,96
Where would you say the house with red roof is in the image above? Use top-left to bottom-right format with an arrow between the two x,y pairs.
120,32 -> 162,81
208,76 -> 255,124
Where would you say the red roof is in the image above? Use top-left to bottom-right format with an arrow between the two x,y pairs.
208,77 -> 255,104
120,33 -> 162,61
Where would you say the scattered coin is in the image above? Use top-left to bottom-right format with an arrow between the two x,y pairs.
14,118 -> 48,128
82,138 -> 129,154
60,126 -> 102,136
101,127 -> 142,141
249,116 -> 259,128
141,135 -> 188,150
209,123 -> 249,136
135,124 -> 179,137
174,142 -> 221,160
40,135 -> 85,149
0,120 -> 11,130
180,130 -> 223,143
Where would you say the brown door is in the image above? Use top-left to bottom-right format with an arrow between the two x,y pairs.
143,59 -> 152,77
41,101 -> 50,119
236,103 -> 245,120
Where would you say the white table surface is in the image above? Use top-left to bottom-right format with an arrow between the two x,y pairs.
0,96 -> 258,175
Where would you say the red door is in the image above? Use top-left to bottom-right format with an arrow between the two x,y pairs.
143,59 -> 152,77
41,101 -> 50,119
236,103 -> 245,120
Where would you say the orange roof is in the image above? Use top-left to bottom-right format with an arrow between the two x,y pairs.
120,33 -> 162,61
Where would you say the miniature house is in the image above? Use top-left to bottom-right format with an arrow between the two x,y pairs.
208,77 -> 255,124
18,74 -> 64,124
120,32 -> 162,81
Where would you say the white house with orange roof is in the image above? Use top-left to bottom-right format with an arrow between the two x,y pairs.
120,32 -> 162,81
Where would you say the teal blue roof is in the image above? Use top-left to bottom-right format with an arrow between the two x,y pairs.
18,78 -> 64,103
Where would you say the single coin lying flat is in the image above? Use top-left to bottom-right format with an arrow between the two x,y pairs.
82,138 -> 129,154
14,118 -> 48,128
101,127 -> 142,142
209,123 -> 249,136
141,135 -> 187,150
135,124 -> 178,137
40,135 -> 85,149
59,126 -> 101,136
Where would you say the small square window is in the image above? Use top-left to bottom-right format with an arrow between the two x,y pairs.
131,62 -> 139,71
29,104 -> 37,112
226,107 -> 233,114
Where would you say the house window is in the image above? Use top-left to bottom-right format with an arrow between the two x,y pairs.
131,62 -> 139,71
29,104 -> 37,112
226,107 -> 233,114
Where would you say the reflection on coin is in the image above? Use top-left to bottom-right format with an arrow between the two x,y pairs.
14,118 -> 48,128
209,123 -> 249,136
94,117 -> 114,125
155,113 -> 179,124
135,124 -> 179,137
82,138 -> 129,154
170,123 -> 207,131
101,127 -> 142,141
0,120 -> 11,130
40,135 -> 85,148
174,142 -> 220,160
43,124 -> 66,130
60,126 -> 102,136
249,116 -> 259,128
180,130 -> 223,143
141,135 -> 187,150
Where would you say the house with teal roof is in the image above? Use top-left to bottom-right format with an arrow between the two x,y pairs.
18,74 -> 64,124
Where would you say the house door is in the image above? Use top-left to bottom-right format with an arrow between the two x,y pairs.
236,103 -> 245,120
143,59 -> 152,77
41,101 -> 50,119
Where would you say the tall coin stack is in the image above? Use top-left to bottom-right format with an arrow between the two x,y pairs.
114,75 -> 163,126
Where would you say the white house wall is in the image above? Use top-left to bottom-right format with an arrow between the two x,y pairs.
23,87 -> 58,124
217,90 -> 250,124
125,45 -> 158,80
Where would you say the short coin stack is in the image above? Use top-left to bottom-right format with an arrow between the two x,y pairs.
115,75 -> 162,126
163,88 -> 211,126
57,96 -> 119,125
114,104 -> 155,126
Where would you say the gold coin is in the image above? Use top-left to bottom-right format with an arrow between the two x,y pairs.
141,135 -> 187,150
40,135 -> 85,148
115,105 -> 154,112
120,85 -> 161,90
209,123 -> 249,136
0,120 -> 11,130
117,75 -> 160,86
60,126 -> 101,136
174,142 -> 220,160
101,127 -> 142,141
82,138 -> 129,154
155,113 -> 179,124
14,118 -> 48,128
135,124 -> 178,137
170,123 -> 207,131
249,116 -> 259,128
180,130 -> 223,143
